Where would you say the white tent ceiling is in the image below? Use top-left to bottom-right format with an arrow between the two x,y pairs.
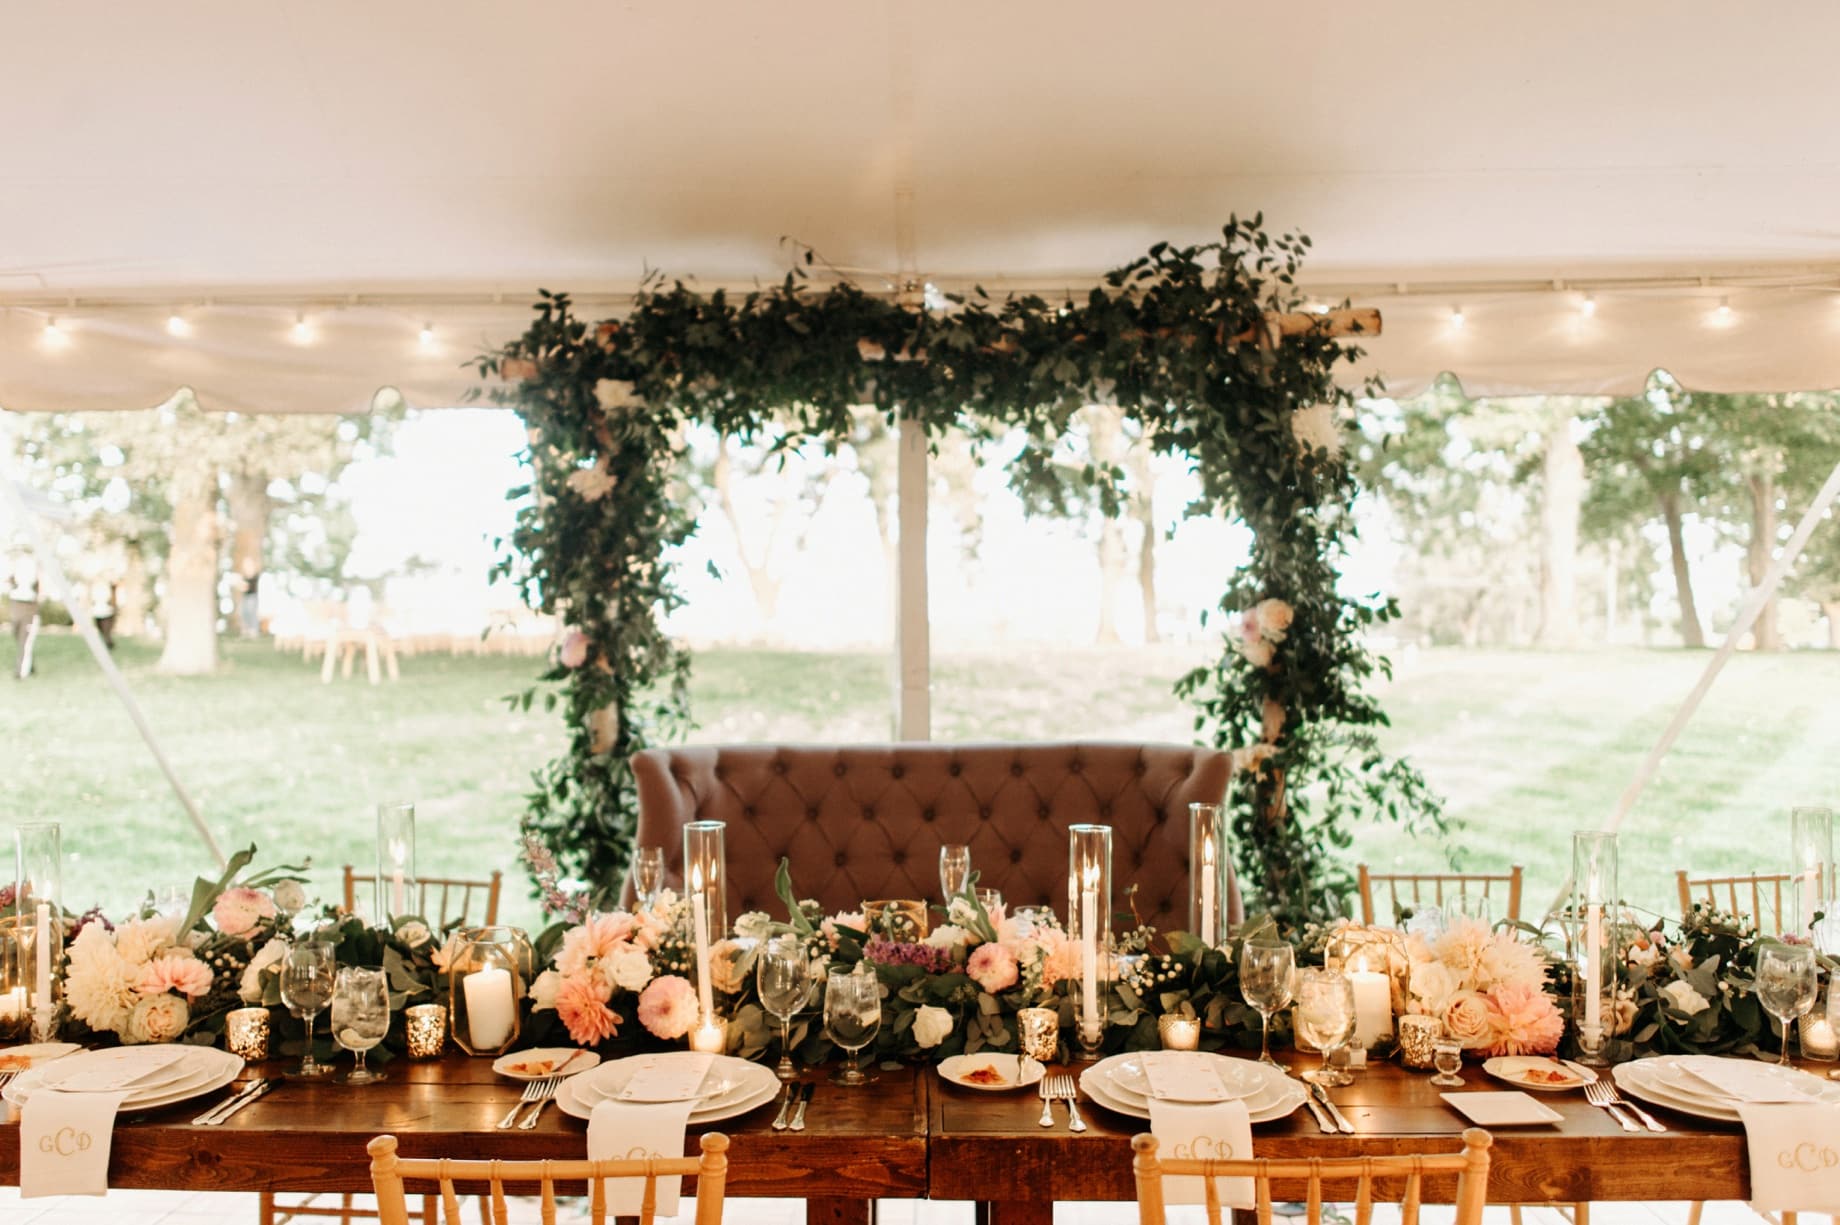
6,0 -> 1840,413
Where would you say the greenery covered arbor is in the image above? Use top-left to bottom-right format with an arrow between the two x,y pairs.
482,221 -> 1444,927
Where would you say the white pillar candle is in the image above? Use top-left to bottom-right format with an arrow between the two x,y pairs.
1805,868 -> 1821,931
691,866 -> 715,1023
1584,903 -> 1603,1036
391,868 -> 406,917
33,903 -> 51,1007
463,965 -> 515,1051
1802,1015 -> 1839,1059
1199,837 -> 1217,947
1080,872 -> 1100,1029
0,987 -> 28,1021
1348,970 -> 1392,1048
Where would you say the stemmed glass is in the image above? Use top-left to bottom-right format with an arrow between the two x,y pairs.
633,847 -> 665,908
939,845 -> 971,901
1757,943 -> 1820,1067
1294,968 -> 1357,1087
824,966 -> 882,1086
757,934 -> 810,1081
1239,939 -> 1296,1068
280,941 -> 337,1079
331,966 -> 391,1085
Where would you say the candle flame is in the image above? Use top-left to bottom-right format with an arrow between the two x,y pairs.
1201,837 -> 1214,867
1082,863 -> 1100,890
690,864 -> 703,892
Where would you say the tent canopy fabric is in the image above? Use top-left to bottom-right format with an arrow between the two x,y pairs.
6,1 -> 1840,412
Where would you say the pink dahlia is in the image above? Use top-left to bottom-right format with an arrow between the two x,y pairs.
137,953 -> 215,1000
555,974 -> 620,1046
1479,982 -> 1564,1057
637,974 -> 699,1040
557,912 -> 637,979
966,941 -> 1020,994
212,887 -> 277,937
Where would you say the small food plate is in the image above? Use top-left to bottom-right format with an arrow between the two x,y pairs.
938,1054 -> 1045,1091
0,1043 -> 79,1072
1440,1090 -> 1564,1127
1482,1056 -> 1597,1092
492,1048 -> 601,1082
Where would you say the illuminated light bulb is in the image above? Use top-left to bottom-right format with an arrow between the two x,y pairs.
41,317 -> 67,347
1581,293 -> 1597,318
1450,305 -> 1465,329
418,321 -> 436,348
1714,296 -> 1733,323
167,312 -> 191,337
291,312 -> 312,344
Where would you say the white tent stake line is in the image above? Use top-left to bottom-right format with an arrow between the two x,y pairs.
1543,454 -> 1840,923
0,470 -> 228,871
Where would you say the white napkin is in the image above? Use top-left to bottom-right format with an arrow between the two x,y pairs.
1738,1103 -> 1840,1213
619,1053 -> 716,1102
41,1047 -> 187,1093
1148,1098 -> 1254,1209
587,1098 -> 696,1217
19,1089 -> 128,1198
1141,1053 -> 1230,1102
1686,1060 -> 1806,1104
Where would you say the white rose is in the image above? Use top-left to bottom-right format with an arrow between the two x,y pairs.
124,993 -> 191,1044
912,1005 -> 955,1050
1660,980 -> 1712,1017
272,880 -> 308,914
925,924 -> 969,951
610,949 -> 655,993
734,912 -> 773,941
946,898 -> 979,927
594,379 -> 643,414
239,938 -> 290,1004
1627,942 -> 1660,968
529,969 -> 563,1011
394,920 -> 432,949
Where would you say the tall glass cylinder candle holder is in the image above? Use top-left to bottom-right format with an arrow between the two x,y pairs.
684,820 -> 728,1028
1571,831 -> 1618,1067
1791,807 -> 1835,940
1067,823 -> 1112,1061
376,802 -> 417,920
1188,804 -> 1228,948
14,822 -> 61,1041
446,927 -> 524,1056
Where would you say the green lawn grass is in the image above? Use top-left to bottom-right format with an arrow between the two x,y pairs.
3,634 -> 1833,927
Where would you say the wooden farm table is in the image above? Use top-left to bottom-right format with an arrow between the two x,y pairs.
0,1050 -> 1789,1223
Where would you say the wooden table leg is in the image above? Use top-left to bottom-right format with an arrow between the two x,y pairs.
976,1202 -> 1052,1225
806,1197 -> 877,1224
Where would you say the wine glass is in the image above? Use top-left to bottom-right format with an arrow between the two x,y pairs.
1239,939 -> 1297,1067
331,966 -> 391,1085
633,847 -> 665,908
824,966 -> 882,1086
1430,1038 -> 1466,1087
757,934 -> 809,1081
1757,942 -> 1820,1066
939,845 -> 971,902
1294,968 -> 1357,1087
279,941 -> 337,1079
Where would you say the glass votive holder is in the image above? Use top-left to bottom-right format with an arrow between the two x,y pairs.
977,888 -> 1005,915
404,1003 -> 448,1060
863,899 -> 929,940
1157,1014 -> 1201,1051
1800,984 -> 1839,1062
1397,1013 -> 1440,1070
224,1007 -> 271,1062
1017,1006 -> 1060,1063
688,1019 -> 727,1053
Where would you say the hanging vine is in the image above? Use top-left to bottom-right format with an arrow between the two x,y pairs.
478,220 -> 1445,928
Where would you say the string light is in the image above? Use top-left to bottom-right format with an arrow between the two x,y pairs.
1714,296 -> 1733,323
166,311 -> 191,337
40,316 -> 67,348
1580,293 -> 1596,318
291,311 -> 312,344
1449,305 -> 1465,329
418,321 -> 436,349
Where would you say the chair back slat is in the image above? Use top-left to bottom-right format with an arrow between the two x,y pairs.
1354,1169 -> 1374,1225
1306,1159 -> 1323,1225
1677,868 -> 1794,934
344,867 -> 503,927
1402,1170 -> 1422,1225
1358,867 -> 1523,925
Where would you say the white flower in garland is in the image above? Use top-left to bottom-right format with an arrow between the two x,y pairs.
566,461 -> 618,503
240,937 -> 290,1003
594,379 -> 644,415
1291,403 -> 1343,460
911,1004 -> 954,1049
65,922 -> 141,1033
1232,744 -> 1278,778
1660,979 -> 1713,1017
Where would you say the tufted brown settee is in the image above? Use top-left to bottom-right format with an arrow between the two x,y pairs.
628,742 -> 1239,937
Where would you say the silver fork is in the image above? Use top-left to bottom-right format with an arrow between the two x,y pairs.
1584,1079 -> 1641,1132
1052,1074 -> 1086,1133
1588,1078 -> 1666,1132
516,1076 -> 562,1130
496,1079 -> 547,1130
1037,1073 -> 1056,1127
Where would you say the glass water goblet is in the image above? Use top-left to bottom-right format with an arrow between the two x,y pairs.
757,934 -> 810,1081
1239,939 -> 1296,1068
824,967 -> 882,1086
331,966 -> 390,1085
279,941 -> 337,1079
939,845 -> 971,902
1430,1038 -> 1466,1087
1757,943 -> 1820,1066
633,847 -> 665,908
1295,968 -> 1357,1088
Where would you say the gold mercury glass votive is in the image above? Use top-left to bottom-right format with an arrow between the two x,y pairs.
224,1007 -> 271,1062
1017,1007 -> 1060,1063
1157,1014 -> 1201,1051
404,1003 -> 448,1059
1397,1013 -> 1440,1070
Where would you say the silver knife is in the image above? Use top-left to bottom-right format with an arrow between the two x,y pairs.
788,1083 -> 813,1131
1301,1086 -> 1336,1133
195,1078 -> 268,1126
770,1084 -> 798,1131
211,1078 -> 275,1125
1311,1082 -> 1354,1134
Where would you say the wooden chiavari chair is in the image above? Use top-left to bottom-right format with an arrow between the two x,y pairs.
1357,865 -> 1523,926
342,867 -> 502,929
1676,869 -> 1795,936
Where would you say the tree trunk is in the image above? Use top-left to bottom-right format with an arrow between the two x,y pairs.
116,546 -> 150,638
226,473 -> 271,637
1659,489 -> 1706,648
1095,519 -> 1125,645
1746,470 -> 1782,651
1824,601 -> 1840,650
711,439 -> 783,627
157,468 -> 220,674
1126,445 -> 1161,644
1603,539 -> 1620,645
1535,419 -> 1583,647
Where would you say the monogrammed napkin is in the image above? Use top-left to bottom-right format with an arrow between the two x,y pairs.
587,1098 -> 696,1217
1737,1103 -> 1840,1213
19,1088 -> 128,1197
1148,1098 -> 1254,1208
1140,1053 -> 1231,1102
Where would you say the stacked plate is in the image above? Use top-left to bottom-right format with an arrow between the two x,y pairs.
555,1052 -> 780,1124
3,1045 -> 242,1112
1078,1051 -> 1308,1123
1613,1054 -> 1840,1122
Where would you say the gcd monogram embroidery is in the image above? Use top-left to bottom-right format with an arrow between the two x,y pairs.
1171,1135 -> 1240,1161
1778,1141 -> 1840,1173
623,1145 -> 664,1161
38,1127 -> 92,1157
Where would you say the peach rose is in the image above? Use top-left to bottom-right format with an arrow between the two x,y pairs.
1442,990 -> 1494,1050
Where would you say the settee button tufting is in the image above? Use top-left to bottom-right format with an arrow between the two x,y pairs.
1010,762 -> 1023,777
744,806 -> 756,818
806,807 -> 819,820
1100,804 -> 1112,818
1155,811 -> 1167,823
773,761 -> 787,775
893,850 -> 906,865
891,764 -> 905,779
922,808 -> 936,822
980,806 -> 992,820
1009,849 -> 1023,864
835,763 -> 848,777
1070,759 -> 1083,773
1038,804 -> 1050,819
834,851 -> 847,867
1135,761 -> 1147,776
949,763 -> 962,777
863,805 -> 876,820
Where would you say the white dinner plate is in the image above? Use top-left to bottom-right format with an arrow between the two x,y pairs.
937,1054 -> 1045,1091
5,1047 -> 242,1113
1104,1052 -> 1271,1102
0,1042 -> 79,1070
492,1047 -> 601,1082
1079,1062 -> 1307,1124
39,1044 -> 194,1092
1482,1056 -> 1597,1092
555,1059 -> 780,1124
1615,1056 -> 1840,1122
1441,1090 -> 1563,1127
570,1054 -> 752,1109
1091,1068 -> 1295,1116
